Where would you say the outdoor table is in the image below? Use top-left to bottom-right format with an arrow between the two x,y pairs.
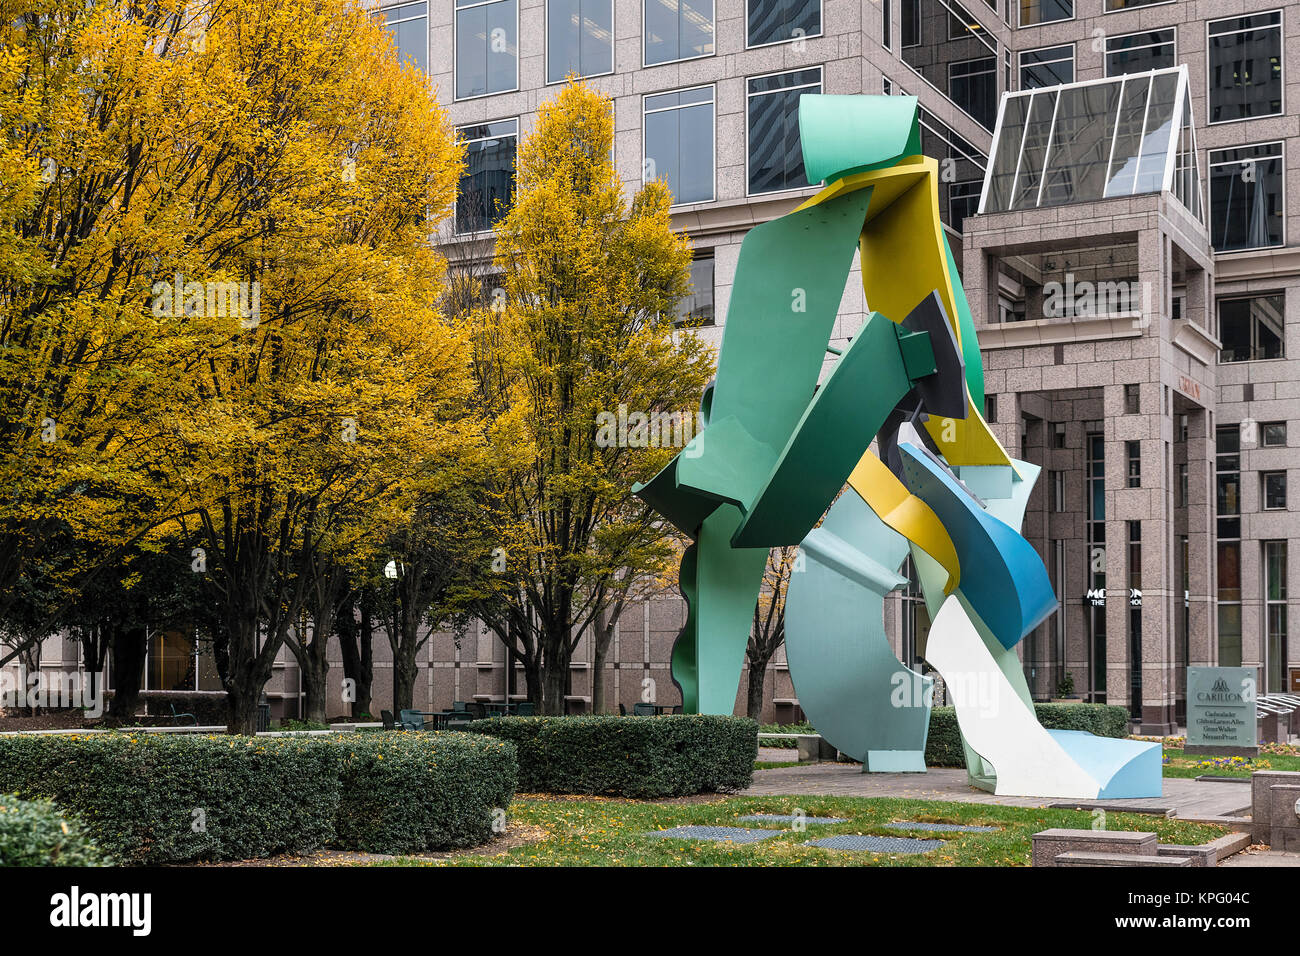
481,702 -> 515,716
649,704 -> 681,715
418,711 -> 450,730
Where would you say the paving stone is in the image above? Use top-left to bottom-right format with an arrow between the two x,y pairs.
803,835 -> 945,853
646,826 -> 783,843
737,814 -> 848,824
882,821 -> 998,833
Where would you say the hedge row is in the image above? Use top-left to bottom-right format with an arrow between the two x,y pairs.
466,715 -> 757,798
0,794 -> 108,866
924,703 -> 1132,768
0,732 -> 515,863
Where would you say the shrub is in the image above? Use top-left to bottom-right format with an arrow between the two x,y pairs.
0,731 -> 518,863
924,703 -> 1132,768
334,732 -> 516,855
466,715 -> 756,797
0,794 -> 108,866
0,733 -> 340,863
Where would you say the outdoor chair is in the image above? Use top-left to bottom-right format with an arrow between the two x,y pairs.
380,710 -> 397,730
618,703 -> 627,716
398,709 -> 426,731
169,703 -> 197,726
514,702 -> 535,716
633,702 -> 655,716
465,702 -> 487,719
452,701 -> 467,712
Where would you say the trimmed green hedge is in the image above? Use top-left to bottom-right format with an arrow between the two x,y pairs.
924,703 -> 1132,768
0,731 -> 516,863
0,794 -> 108,866
335,732 -> 516,854
466,715 -> 757,798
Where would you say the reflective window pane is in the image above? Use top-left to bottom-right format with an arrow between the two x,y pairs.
645,0 -> 714,65
1208,13 -> 1283,123
675,255 -> 715,325
1020,45 -> 1073,89
1040,81 -> 1120,207
747,69 -> 821,194
378,2 -> 429,74
1105,29 -> 1175,77
1019,0 -> 1071,27
456,0 -> 519,98
547,0 -> 613,82
644,87 -> 715,204
1218,294 -> 1285,362
456,121 -> 518,233
1208,144 -> 1284,252
748,0 -> 821,48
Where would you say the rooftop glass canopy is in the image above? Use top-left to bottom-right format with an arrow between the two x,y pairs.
979,66 -> 1203,222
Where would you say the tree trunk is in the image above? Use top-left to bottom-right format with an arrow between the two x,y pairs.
223,612 -> 274,735
300,649 -> 329,724
393,642 -> 418,712
226,681 -> 261,735
108,627 -> 146,721
591,609 -> 616,714
338,594 -> 374,719
539,632 -> 570,715
746,657 -> 768,720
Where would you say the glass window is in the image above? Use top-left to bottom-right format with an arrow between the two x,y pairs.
456,120 -> 518,233
1208,12 -> 1283,124
1262,422 -> 1287,446
950,57 -> 997,131
1124,383 -> 1139,414
378,2 -> 429,73
645,0 -> 714,66
1218,294 -> 1284,362
1106,0 -> 1169,8
902,0 -> 997,132
901,0 -> 919,46
1126,440 -> 1141,488
983,69 -> 1201,217
1020,45 -> 1073,90
456,0 -> 518,99
547,0 -> 613,82
1208,143 -> 1284,252
675,254 -> 715,325
1263,471 -> 1287,510
644,86 -> 715,205
920,107 -> 987,232
1105,29 -> 1174,77
748,0 -> 821,48
1019,0 -> 1071,27
747,68 -> 821,195
1264,540 -> 1287,692
883,0 -> 892,49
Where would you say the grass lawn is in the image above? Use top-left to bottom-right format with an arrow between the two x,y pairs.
1162,746 -> 1300,778
380,795 -> 1228,867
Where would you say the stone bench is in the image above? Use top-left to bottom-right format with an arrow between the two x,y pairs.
757,733 -> 836,762
1055,851 -> 1191,867
1031,828 -> 1156,867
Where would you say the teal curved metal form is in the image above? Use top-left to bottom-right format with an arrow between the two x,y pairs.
633,93 -> 1162,799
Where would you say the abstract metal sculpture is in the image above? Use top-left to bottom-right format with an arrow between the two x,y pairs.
635,94 -> 1161,799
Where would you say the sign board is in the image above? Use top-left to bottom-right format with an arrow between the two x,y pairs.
1082,588 -> 1142,607
1186,666 -> 1256,750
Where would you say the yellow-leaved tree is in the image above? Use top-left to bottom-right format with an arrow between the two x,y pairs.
1,0 -> 481,731
468,81 -> 715,714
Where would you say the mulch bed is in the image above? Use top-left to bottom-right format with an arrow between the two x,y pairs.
181,822 -> 551,867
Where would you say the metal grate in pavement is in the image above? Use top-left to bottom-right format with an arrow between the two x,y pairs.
803,834 -> 945,853
737,814 -> 848,824
646,826 -> 784,843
